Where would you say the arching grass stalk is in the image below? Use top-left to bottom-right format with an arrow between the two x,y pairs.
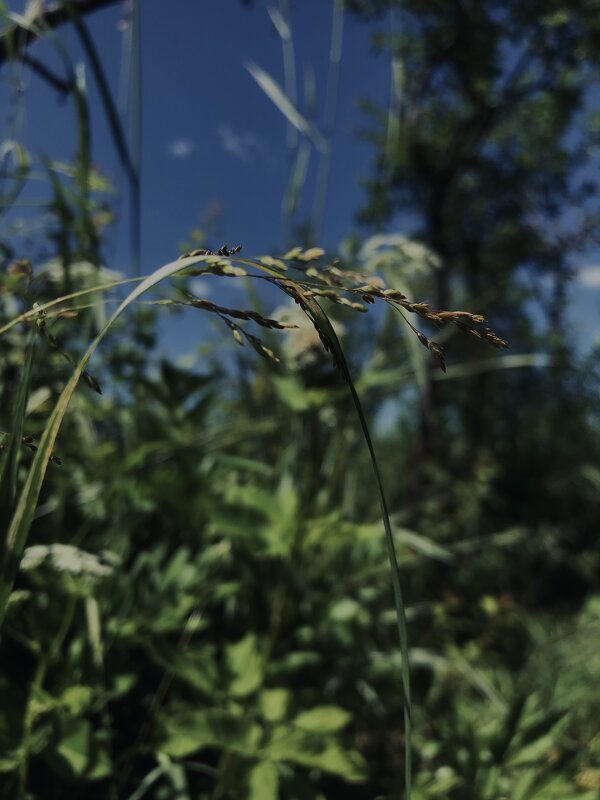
294,289 -> 413,799
0,247 -> 508,798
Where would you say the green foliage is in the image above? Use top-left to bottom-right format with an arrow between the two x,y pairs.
1,2 -> 600,799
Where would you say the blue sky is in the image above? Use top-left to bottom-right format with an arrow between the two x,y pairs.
2,0 -> 600,355
3,1 -> 391,264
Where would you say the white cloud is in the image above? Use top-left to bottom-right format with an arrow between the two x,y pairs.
218,123 -> 269,164
169,139 -> 194,159
577,266 -> 600,288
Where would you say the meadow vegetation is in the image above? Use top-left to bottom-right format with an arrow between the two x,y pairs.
1,2 -> 600,799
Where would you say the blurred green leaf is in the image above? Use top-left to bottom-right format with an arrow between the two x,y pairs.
265,726 -> 366,781
159,709 -> 261,759
227,634 -> 264,697
50,720 -> 112,781
248,760 -> 278,800
259,689 -> 290,723
292,706 -> 351,733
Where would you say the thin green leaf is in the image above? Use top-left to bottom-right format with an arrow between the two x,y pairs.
125,765 -> 166,800
284,139 -> 310,218
0,330 -> 35,532
245,60 -> 327,152
0,276 -> 143,336
296,291 -> 412,799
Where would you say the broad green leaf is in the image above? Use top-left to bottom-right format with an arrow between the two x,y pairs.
269,651 -> 322,677
541,9 -> 570,26
160,709 -> 261,759
51,720 -> 112,780
292,706 -> 351,733
58,685 -> 95,716
259,689 -> 290,723
151,644 -> 218,695
328,598 -> 362,623
265,727 -> 366,782
227,634 -> 264,697
108,674 -> 137,699
249,761 -> 278,800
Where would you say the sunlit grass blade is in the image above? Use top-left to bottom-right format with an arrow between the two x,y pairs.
312,0 -> 344,238
0,275 -> 143,336
266,2 -> 298,150
72,62 -> 100,264
0,139 -> 30,222
358,353 -> 549,392
284,140 -> 310,219
296,293 -> 412,800
245,60 -> 327,152
126,764 -> 166,800
0,329 -> 35,533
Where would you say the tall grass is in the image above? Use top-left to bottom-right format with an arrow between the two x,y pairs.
0,5 -> 525,798
0,239 -> 509,798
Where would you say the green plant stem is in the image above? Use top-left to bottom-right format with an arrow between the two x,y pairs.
17,592 -> 77,799
17,658 -> 45,800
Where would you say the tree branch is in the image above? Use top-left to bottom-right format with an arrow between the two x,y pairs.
0,0 -> 121,68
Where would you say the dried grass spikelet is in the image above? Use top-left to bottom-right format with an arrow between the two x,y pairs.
183,295 -> 298,331
0,431 -> 62,465
181,290 -> 300,364
270,301 -> 346,368
178,244 -> 507,372
259,251 -> 508,373
33,302 -> 103,394
221,317 -> 280,362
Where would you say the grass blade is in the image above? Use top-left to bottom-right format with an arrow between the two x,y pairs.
284,140 -> 310,219
0,275 -> 143,336
0,330 -> 35,532
245,60 -> 327,152
312,0 -> 344,238
125,765 -> 166,800
266,2 -> 298,150
296,291 -> 412,799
